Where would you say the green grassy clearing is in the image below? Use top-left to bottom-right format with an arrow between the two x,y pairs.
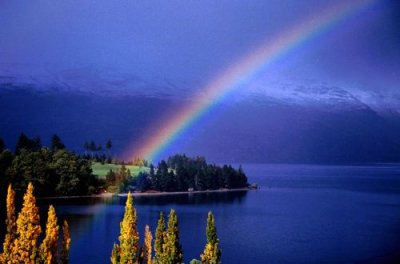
92,162 -> 149,179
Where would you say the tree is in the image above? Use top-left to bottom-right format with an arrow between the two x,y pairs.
106,139 -> 112,153
8,149 -> 50,196
154,161 -> 169,191
164,209 -> 183,264
15,133 -> 41,154
142,225 -> 153,264
2,184 -> 17,263
136,172 -> 151,192
11,182 -> 42,263
60,220 -> 71,264
111,244 -> 120,264
83,141 -> 89,156
115,192 -> 139,263
52,150 -> 81,196
89,141 -> 96,157
38,205 -> 59,264
154,212 -> 166,264
106,169 -> 117,186
200,212 -> 221,264
50,134 -> 65,151
206,212 -> 218,244
0,137 -> 5,152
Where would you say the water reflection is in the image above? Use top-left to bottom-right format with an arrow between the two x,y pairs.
36,190 -> 248,208
118,190 -> 248,206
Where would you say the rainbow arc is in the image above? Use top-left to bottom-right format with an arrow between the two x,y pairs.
127,0 -> 376,162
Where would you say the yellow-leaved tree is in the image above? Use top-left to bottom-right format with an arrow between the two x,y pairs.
111,192 -> 140,264
11,182 -> 42,264
2,184 -> 17,263
1,183 -> 71,264
154,212 -> 166,264
200,212 -> 221,264
163,209 -> 183,264
38,205 -> 59,264
60,220 -> 71,264
142,225 -> 153,264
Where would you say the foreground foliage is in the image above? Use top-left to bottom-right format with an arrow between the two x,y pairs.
111,193 -> 221,263
0,183 -> 70,264
1,184 -> 222,263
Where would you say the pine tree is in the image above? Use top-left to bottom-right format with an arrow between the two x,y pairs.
50,134 -> 65,151
38,205 -> 59,264
0,137 -> 5,152
200,212 -> 221,264
2,184 -> 17,263
11,182 -> 41,264
118,192 -> 139,264
142,225 -> 153,264
164,209 -> 183,264
154,212 -> 166,264
60,220 -> 71,264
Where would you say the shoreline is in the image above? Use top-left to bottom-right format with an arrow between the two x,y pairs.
37,187 -> 256,200
117,187 -> 254,197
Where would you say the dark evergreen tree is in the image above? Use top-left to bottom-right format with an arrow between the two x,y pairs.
15,133 -> 41,154
51,134 -> 65,151
106,139 -> 112,151
0,137 -> 5,152
83,141 -> 90,155
136,172 -> 151,192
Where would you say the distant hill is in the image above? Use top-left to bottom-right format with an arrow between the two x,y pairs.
1,82 -> 400,163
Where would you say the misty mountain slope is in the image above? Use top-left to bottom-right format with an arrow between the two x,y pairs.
182,100 -> 400,163
0,87 -> 182,155
1,85 -> 400,163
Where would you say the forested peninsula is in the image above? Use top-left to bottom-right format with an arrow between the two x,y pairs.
0,133 -> 249,200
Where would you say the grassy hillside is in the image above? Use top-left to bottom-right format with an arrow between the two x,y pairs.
92,162 -> 149,179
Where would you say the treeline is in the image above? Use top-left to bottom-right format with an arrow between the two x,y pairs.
133,154 -> 248,192
111,192 -> 221,264
82,139 -> 148,167
0,183 -> 71,264
0,133 -> 99,199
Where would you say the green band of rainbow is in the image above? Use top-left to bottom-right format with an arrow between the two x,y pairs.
128,0 -> 376,162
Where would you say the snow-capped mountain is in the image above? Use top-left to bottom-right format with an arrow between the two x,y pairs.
1,67 -> 398,114
1,69 -> 400,163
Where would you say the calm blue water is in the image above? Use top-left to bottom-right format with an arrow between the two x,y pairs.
39,164 -> 400,263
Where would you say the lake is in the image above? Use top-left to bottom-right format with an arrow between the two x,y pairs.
38,164 -> 400,263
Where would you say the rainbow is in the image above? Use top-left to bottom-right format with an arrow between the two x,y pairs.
128,0 -> 376,162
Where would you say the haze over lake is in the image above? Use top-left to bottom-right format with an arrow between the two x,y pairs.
36,164 -> 400,263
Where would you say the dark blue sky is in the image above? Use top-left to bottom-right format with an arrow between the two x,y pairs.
0,0 -> 399,103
